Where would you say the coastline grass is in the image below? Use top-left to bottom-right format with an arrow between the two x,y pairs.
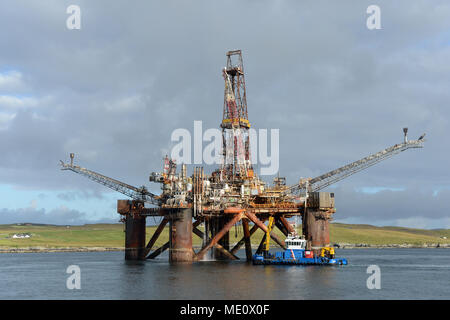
0,222 -> 449,251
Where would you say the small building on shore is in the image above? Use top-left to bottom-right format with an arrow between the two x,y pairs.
12,233 -> 31,239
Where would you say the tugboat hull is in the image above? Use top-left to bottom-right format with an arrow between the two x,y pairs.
254,234 -> 348,266
252,254 -> 347,266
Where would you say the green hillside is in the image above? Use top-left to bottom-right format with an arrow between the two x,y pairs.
330,223 -> 450,246
0,222 -> 449,251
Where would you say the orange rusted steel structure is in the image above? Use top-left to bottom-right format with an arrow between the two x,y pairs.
61,50 -> 425,262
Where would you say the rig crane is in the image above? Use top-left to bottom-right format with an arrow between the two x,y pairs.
60,153 -> 160,206
283,128 -> 425,196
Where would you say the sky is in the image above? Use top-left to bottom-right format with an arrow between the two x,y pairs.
0,0 -> 449,228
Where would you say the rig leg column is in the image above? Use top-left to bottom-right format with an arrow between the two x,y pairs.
230,218 -> 265,255
302,209 -> 331,255
214,216 -> 230,260
242,219 -> 252,261
169,209 -> 194,263
124,213 -> 146,260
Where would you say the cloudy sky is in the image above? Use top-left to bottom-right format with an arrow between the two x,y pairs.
0,1 -> 448,228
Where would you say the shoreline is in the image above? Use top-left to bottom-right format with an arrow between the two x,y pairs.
332,243 -> 449,249
0,247 -> 124,253
0,242 -> 449,253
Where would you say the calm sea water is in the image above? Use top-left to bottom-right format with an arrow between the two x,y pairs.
0,249 -> 448,300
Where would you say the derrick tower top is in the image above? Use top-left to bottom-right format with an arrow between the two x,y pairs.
220,50 -> 253,180
221,50 -> 250,129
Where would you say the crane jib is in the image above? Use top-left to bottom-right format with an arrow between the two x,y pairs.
284,137 -> 424,195
60,162 -> 159,205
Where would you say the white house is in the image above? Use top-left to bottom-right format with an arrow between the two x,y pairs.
12,233 -> 31,239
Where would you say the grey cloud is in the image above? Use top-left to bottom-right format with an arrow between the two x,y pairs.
57,189 -> 105,201
0,0 -> 448,225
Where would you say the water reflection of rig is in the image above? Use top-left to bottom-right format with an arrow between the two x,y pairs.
60,50 -> 425,262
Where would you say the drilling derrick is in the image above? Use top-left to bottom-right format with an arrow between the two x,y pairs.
220,50 -> 252,181
60,50 -> 425,262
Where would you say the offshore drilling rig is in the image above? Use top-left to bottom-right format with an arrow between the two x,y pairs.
60,50 -> 425,262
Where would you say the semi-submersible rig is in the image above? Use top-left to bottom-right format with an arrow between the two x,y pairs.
60,50 -> 425,263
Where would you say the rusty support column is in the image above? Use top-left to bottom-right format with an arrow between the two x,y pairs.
242,219 -> 252,261
195,213 -> 242,261
302,209 -> 330,254
169,208 -> 194,263
124,213 -> 146,260
230,218 -> 265,254
245,212 -> 286,250
215,216 -> 231,260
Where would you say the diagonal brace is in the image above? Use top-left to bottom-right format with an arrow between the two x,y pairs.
195,213 -> 242,261
143,218 -> 168,257
279,216 -> 295,235
146,241 -> 169,259
230,217 -> 266,254
192,226 -> 239,260
245,212 -> 286,250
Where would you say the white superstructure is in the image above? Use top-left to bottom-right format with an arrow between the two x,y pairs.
285,234 -> 306,250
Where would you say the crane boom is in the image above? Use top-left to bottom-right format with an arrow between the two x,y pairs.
284,129 -> 425,195
60,154 -> 160,205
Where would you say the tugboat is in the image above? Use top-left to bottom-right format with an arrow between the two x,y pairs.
252,232 -> 347,266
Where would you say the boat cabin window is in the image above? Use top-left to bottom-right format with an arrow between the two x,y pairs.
287,239 -> 306,248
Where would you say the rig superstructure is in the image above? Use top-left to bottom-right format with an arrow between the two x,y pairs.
60,50 -> 425,262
